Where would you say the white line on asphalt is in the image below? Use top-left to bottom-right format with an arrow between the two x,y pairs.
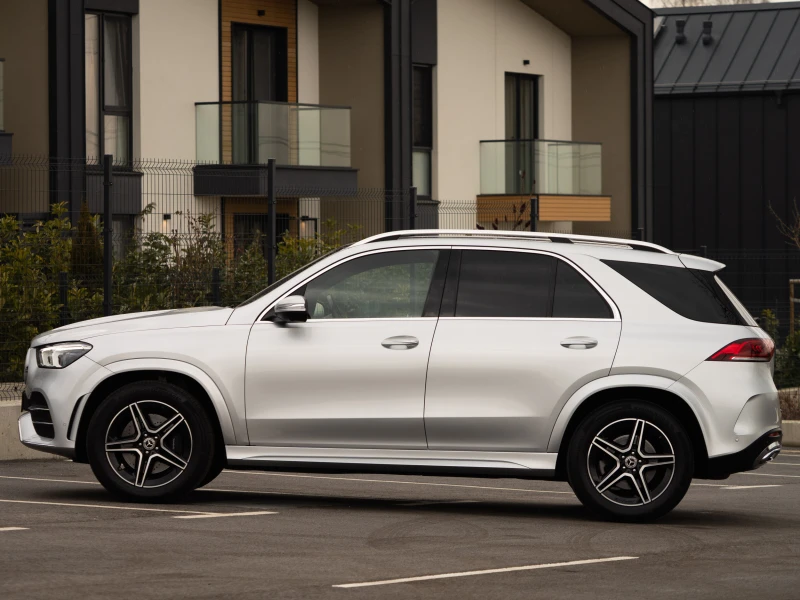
0,475 -> 99,486
174,511 -> 277,519
690,483 -> 729,487
738,472 -> 800,479
332,556 -> 639,589
0,527 -> 29,532
720,485 -> 782,490
222,470 -> 574,495
766,462 -> 800,466
0,498 -> 217,516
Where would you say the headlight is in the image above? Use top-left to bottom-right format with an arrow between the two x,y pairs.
36,342 -> 93,369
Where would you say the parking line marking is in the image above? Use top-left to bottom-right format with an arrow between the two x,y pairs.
223,470 -> 574,495
0,527 -> 29,532
766,462 -> 800,466
332,556 -> 639,589
720,485 -> 782,490
0,475 -> 99,486
738,472 -> 800,479
0,498 -> 216,517
174,511 -> 276,519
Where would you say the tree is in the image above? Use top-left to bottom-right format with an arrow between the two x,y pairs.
771,200 -> 800,251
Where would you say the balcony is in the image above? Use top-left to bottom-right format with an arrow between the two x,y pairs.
479,139 -> 610,222
194,101 -> 357,196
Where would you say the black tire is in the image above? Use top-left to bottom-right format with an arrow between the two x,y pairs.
86,381 -> 217,501
567,400 -> 693,522
197,448 -> 226,488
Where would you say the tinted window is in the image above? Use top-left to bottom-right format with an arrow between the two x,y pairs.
304,250 -> 439,319
455,251 -> 555,318
553,262 -> 613,319
603,260 -> 743,325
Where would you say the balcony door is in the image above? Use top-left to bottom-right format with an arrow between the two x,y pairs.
504,73 -> 539,194
231,24 -> 288,164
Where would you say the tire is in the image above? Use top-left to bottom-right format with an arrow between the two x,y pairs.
567,400 -> 693,522
86,381 -> 217,501
197,449 -> 226,488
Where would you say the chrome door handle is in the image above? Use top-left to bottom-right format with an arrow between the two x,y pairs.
561,336 -> 598,350
381,335 -> 419,350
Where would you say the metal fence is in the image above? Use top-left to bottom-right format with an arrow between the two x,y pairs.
2,154 -> 799,398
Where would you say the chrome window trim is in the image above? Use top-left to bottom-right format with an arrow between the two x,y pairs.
451,245 -> 621,321
258,246 -> 448,322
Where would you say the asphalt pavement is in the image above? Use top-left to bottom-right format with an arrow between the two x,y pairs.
1,452 -> 799,599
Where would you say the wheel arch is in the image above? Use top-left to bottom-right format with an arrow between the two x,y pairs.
550,382 -> 710,480
74,362 -> 237,463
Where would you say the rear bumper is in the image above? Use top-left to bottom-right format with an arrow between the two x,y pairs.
703,429 -> 782,479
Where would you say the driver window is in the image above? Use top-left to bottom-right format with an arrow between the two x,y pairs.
304,250 -> 439,320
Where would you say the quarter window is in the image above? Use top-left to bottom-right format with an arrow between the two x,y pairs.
553,261 -> 613,319
303,250 -> 439,320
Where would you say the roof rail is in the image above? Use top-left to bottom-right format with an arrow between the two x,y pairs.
353,230 -> 673,254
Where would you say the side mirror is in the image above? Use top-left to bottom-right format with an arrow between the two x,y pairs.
274,295 -> 309,323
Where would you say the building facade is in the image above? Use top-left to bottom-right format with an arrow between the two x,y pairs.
0,0 -> 653,240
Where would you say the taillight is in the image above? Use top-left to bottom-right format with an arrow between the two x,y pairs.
707,338 -> 775,362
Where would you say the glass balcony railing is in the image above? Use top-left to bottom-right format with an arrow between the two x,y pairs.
196,101 -> 351,167
480,139 -> 602,196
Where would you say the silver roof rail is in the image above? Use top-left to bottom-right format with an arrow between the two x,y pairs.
353,229 -> 673,254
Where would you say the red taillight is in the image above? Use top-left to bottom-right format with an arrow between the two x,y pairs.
707,338 -> 775,362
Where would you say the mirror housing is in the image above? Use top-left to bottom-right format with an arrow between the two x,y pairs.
274,295 -> 309,323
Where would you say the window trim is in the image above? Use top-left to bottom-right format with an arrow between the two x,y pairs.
259,246 -> 451,323
440,246 -> 619,321
85,11 -> 133,165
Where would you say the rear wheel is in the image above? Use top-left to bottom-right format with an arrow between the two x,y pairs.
86,381 -> 216,501
567,400 -> 693,522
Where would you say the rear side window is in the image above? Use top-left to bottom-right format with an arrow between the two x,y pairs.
456,251 -> 555,318
452,250 -> 613,319
553,261 -> 613,319
602,260 -> 743,325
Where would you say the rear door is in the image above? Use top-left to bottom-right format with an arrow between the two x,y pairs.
423,248 -> 622,452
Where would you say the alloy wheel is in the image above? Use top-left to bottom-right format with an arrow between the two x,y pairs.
586,418 -> 676,507
104,400 -> 193,488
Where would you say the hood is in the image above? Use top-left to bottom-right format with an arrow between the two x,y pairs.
32,306 -> 234,346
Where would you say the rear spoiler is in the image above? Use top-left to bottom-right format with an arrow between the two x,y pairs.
678,253 -> 726,272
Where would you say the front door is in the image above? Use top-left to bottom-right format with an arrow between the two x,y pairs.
424,248 -> 621,452
505,73 -> 539,194
245,248 -> 448,448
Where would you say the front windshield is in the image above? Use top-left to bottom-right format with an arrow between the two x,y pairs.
236,244 -> 352,307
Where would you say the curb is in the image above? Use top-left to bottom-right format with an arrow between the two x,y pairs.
0,402 -> 62,461
783,420 -> 800,447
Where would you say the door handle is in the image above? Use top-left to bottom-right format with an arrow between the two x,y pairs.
561,336 -> 598,350
381,335 -> 419,350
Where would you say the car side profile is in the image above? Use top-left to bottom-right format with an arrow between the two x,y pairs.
19,230 -> 782,521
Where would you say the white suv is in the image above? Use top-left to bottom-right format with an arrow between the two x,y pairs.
19,231 -> 782,521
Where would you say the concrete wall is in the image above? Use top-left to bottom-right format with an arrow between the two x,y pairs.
571,35 -> 630,236
0,402 -> 61,460
318,2 -> 384,190
0,0 -> 49,155
436,0 -> 572,213
136,0 -> 218,160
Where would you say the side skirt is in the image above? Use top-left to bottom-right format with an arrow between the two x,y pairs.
224,446 -> 558,479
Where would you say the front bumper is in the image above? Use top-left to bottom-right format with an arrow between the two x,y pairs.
704,429 -> 783,479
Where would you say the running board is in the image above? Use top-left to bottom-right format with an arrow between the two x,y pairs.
225,446 -> 557,477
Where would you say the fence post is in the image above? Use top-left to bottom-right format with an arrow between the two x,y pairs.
409,187 -> 417,230
59,271 -> 69,327
103,154 -> 113,317
211,267 -> 221,305
700,245 -> 708,258
267,158 -> 277,285
530,196 -> 539,232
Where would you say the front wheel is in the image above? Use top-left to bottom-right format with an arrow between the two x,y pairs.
86,381 -> 217,501
567,401 -> 693,522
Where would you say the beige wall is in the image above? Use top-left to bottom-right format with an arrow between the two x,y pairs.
571,35 -> 630,236
0,0 -> 49,155
318,2 -> 384,190
136,0 -> 218,160
436,0 -> 572,209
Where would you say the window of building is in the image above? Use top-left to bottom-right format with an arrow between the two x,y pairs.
412,65 -> 433,197
85,13 -> 133,165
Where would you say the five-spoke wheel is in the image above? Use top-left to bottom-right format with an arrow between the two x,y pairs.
87,381 -> 218,500
568,401 -> 693,522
